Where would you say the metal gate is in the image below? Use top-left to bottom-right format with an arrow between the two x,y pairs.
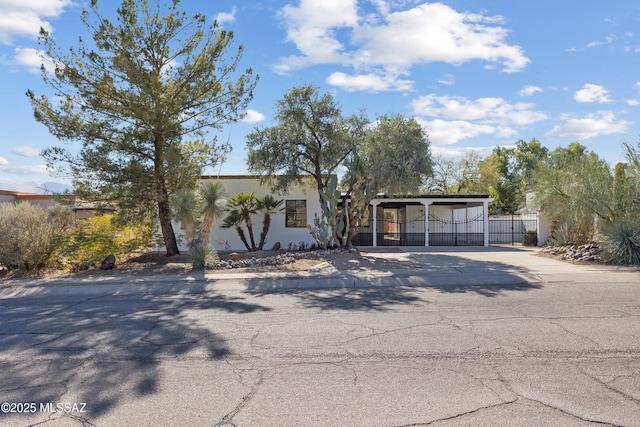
428,211 -> 484,246
489,213 -> 538,246
350,213 -> 425,246
377,214 -> 425,246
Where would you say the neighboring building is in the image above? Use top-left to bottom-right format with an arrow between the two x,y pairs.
179,176 -> 494,252
0,190 -> 100,220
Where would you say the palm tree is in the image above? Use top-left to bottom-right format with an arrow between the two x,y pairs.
256,195 -> 284,250
221,210 -> 252,251
225,192 -> 259,250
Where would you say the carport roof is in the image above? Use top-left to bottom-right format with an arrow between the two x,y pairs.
375,193 -> 491,199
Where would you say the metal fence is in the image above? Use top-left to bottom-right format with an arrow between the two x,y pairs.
489,213 -> 538,246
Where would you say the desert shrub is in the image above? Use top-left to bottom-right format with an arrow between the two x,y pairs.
190,244 -> 219,270
522,230 -> 538,246
0,202 -> 73,270
62,214 -> 151,270
600,220 -> 640,265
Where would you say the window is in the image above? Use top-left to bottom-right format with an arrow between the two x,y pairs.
286,200 -> 307,228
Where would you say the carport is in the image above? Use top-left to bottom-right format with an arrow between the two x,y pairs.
351,194 -> 493,247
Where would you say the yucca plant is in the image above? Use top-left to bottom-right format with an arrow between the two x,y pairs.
171,181 -> 226,248
600,220 -> 640,265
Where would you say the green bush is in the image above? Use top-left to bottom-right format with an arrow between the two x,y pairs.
522,230 -> 538,246
600,220 -> 640,265
62,214 -> 151,271
190,245 -> 219,270
0,202 -> 73,270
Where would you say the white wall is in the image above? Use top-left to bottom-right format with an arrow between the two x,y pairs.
174,177 -> 321,252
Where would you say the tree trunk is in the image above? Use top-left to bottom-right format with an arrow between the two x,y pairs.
236,227 -> 252,251
158,199 -> 180,256
258,215 -> 271,250
243,213 -> 257,251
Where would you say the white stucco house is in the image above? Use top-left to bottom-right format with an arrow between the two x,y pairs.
174,176 -> 494,252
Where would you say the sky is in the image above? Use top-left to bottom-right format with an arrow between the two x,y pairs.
1,0 -> 640,193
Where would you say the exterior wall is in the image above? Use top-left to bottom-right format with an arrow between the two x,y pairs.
536,213 -> 550,246
174,176 -> 320,252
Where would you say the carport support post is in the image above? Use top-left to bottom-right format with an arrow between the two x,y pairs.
483,199 -> 489,247
422,201 -> 432,247
372,201 -> 380,247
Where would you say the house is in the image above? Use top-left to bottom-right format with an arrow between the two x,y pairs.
0,190 -> 101,220
178,176 -> 494,252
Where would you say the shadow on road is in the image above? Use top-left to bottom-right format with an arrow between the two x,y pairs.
249,249 -> 543,301
0,292 -> 270,419
252,286 -> 429,311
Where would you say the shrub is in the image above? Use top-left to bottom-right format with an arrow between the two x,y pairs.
0,202 -> 73,270
190,245 -> 219,270
600,220 -> 640,265
522,230 -> 538,246
62,214 -> 151,270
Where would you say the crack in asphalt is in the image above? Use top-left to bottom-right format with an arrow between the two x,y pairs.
394,399 -> 519,426
214,370 -> 264,427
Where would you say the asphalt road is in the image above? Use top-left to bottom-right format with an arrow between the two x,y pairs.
1,248 -> 640,426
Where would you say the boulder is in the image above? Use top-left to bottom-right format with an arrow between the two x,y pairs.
100,254 -> 116,270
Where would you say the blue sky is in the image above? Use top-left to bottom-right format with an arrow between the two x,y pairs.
1,0 -> 640,193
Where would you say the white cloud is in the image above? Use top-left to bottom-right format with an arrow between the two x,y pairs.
415,118 -> 514,146
411,94 -> 547,126
326,71 -> 413,92
12,145 -> 41,157
240,109 -> 265,124
574,84 -> 613,103
215,6 -> 237,25
0,0 -> 72,44
627,99 -> 640,106
544,111 -> 630,140
276,1 -> 529,89
432,145 -> 495,160
437,74 -> 455,85
0,163 -> 49,175
11,47 -> 57,73
0,156 -> 8,165
519,85 -> 542,96
353,3 -> 529,72
587,34 -> 616,48
275,0 -> 359,73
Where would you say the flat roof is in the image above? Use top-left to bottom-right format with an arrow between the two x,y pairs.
375,193 -> 491,199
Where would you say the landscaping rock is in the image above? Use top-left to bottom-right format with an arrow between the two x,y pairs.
100,254 -> 116,270
212,248 -> 344,270
540,243 -> 602,263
